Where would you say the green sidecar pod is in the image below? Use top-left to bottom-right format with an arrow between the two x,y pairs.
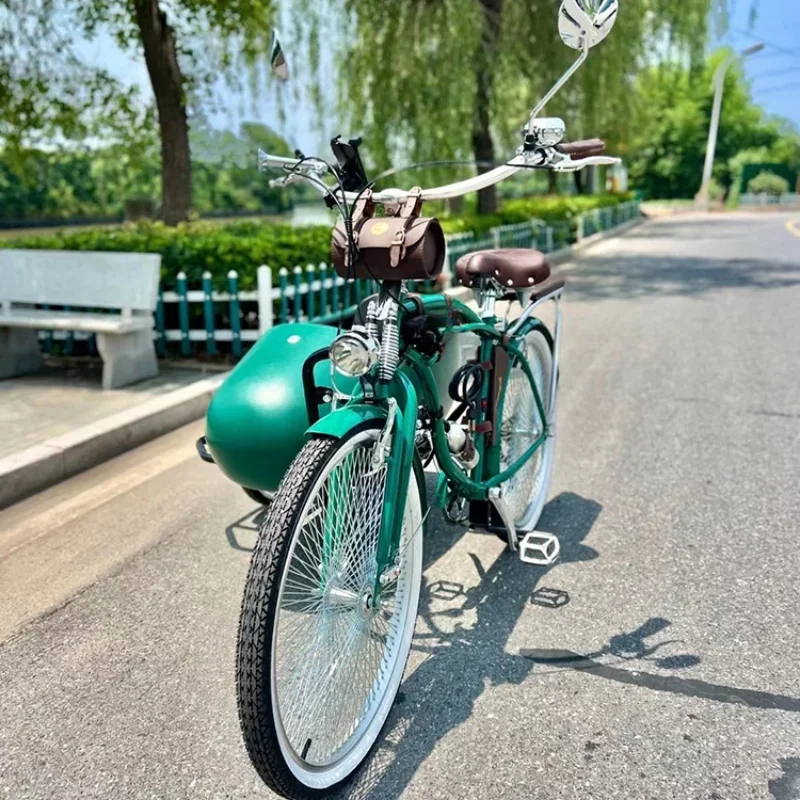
205,323 -> 355,494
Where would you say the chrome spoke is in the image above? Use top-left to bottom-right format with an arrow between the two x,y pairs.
272,432 -> 418,769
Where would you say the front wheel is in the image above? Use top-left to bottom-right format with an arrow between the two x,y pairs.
236,423 -> 423,799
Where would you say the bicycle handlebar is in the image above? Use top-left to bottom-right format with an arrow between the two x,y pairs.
258,146 -> 620,202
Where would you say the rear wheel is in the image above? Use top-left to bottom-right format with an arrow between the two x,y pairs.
236,424 -> 423,799
497,328 -> 556,536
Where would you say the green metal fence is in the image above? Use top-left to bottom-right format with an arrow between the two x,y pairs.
39,201 -> 640,360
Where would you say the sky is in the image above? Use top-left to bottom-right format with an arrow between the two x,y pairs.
72,0 -> 800,155
718,0 -> 800,129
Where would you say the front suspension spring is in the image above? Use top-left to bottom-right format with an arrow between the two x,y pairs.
379,303 -> 399,382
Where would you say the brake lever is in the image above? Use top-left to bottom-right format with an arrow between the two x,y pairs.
551,155 -> 621,172
268,174 -> 300,188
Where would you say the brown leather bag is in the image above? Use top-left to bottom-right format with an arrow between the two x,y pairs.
331,188 -> 446,281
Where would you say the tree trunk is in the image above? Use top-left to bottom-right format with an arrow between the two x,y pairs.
573,170 -> 585,195
133,0 -> 191,225
473,0 -> 503,216
548,170 -> 559,195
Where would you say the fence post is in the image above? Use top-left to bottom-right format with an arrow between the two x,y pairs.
229,270 -> 242,358
257,265 -> 273,335
278,268 -> 289,324
576,214 -> 584,243
332,274 -> 341,315
319,263 -> 329,317
202,271 -> 217,356
343,277 -> 352,311
155,288 -> 166,358
546,226 -> 554,253
177,271 -> 190,357
292,266 -> 303,322
491,226 -> 501,249
306,264 -> 316,321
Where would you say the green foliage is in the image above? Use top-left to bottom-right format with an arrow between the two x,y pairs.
71,0 -> 276,102
0,220 -> 333,290
706,178 -> 725,203
0,122 -> 300,222
439,193 -> 632,234
0,193 -> 634,287
627,50 -> 800,199
291,0 -> 743,178
728,145 -> 799,204
747,171 -> 790,196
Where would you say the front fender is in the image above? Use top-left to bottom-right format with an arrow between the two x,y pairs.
307,400 -> 428,518
305,403 -> 387,439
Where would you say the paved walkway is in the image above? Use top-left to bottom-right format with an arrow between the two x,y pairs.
0,359 -> 222,453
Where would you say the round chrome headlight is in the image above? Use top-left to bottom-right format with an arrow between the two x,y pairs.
329,329 -> 380,377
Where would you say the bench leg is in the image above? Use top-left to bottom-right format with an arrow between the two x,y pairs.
96,329 -> 158,390
0,328 -> 43,379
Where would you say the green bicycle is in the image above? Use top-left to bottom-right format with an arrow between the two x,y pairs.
218,2 -> 622,796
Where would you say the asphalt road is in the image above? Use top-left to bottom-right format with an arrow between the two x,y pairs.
2,212 -> 800,800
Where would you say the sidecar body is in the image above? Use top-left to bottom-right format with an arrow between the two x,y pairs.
204,322 -> 356,494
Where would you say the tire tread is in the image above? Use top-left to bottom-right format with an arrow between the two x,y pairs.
236,437 -> 336,800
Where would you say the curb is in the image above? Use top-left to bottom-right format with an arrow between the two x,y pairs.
0,374 -> 226,509
443,215 -> 646,302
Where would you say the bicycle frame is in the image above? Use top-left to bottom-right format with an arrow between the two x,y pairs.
307,288 -> 561,596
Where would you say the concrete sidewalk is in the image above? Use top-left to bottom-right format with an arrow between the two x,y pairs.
0,359 -> 226,509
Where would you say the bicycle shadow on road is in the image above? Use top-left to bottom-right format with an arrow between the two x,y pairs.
338,490 -> 601,800
224,506 -> 269,552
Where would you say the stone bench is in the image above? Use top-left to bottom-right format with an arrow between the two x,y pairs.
0,249 -> 161,390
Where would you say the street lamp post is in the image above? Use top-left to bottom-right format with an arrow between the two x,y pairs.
695,42 -> 765,210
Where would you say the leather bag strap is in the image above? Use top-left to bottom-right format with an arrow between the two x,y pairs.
390,188 -> 424,268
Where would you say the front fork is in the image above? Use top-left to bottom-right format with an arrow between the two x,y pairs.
371,372 -> 419,599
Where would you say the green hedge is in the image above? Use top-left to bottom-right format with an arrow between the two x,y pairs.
0,220 -> 332,291
1,192 -> 633,289
438,192 -> 634,235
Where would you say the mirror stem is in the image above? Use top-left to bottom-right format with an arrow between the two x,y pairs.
526,44 -> 589,130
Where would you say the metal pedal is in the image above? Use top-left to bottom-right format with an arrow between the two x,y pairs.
519,531 -> 560,566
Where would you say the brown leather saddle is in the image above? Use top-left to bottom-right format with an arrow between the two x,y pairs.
454,249 -> 564,298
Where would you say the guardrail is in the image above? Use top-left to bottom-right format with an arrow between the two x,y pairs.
37,201 -> 640,360
739,193 -> 800,208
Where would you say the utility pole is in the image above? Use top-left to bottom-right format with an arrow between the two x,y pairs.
695,43 -> 765,210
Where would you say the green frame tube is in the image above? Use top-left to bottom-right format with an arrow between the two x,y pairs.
308,292 -> 551,596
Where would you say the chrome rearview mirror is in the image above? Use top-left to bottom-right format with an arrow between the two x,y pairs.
269,29 -> 289,81
529,118 -> 566,147
524,0 -> 618,130
558,0 -> 619,50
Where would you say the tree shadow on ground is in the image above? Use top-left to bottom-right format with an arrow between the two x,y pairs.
342,481 -> 800,799
564,253 -> 800,302
769,757 -> 800,800
626,218 -> 770,241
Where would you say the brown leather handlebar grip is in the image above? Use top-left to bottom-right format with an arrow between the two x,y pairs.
557,138 -> 606,157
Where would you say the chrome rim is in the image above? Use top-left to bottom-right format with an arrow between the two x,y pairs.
270,430 -> 422,789
500,331 -> 555,529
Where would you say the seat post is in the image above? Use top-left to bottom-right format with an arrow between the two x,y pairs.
475,280 -> 501,320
